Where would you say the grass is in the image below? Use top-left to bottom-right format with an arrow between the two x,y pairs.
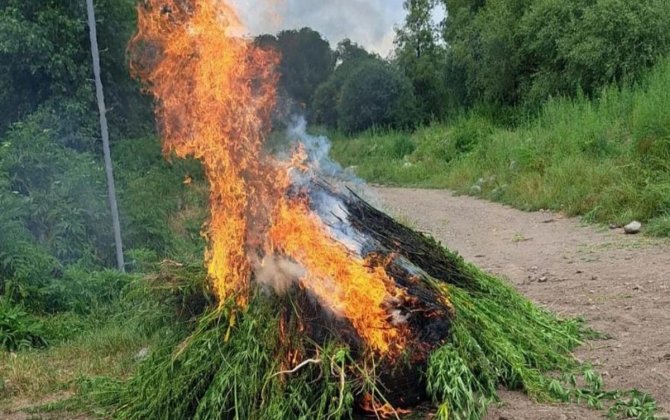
330,57 -> 670,236
0,322 -> 146,403
0,264 -> 203,418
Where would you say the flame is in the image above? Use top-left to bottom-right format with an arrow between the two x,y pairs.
269,199 -> 405,354
130,0 -> 281,305
361,393 -> 412,418
130,0 -> 407,355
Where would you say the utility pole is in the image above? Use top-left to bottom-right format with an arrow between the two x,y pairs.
85,0 -> 125,272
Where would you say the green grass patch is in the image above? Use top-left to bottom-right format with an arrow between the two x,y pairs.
330,58 -> 670,235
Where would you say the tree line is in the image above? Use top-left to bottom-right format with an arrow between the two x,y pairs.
263,0 -> 670,133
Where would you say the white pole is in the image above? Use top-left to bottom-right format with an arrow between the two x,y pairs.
85,0 -> 125,272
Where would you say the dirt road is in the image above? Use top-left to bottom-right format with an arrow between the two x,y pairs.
374,187 -> 670,419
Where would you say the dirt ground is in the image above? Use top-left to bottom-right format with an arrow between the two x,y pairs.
374,187 -> 670,420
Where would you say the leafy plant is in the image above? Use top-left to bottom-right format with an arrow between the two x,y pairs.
0,300 -> 47,351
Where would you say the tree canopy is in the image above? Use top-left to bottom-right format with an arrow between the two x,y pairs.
256,28 -> 335,108
441,0 -> 670,107
337,60 -> 418,133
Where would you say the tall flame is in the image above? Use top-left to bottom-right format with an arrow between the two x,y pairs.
130,0 -> 406,354
131,0 -> 281,305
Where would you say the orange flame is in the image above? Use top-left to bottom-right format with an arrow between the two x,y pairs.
131,0 -> 281,305
130,0 -> 407,354
269,199 -> 405,354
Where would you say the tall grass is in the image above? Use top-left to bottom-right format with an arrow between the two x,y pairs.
330,58 -> 670,235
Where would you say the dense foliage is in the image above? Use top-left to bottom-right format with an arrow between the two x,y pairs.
0,0 -> 202,350
0,0 -> 151,142
0,300 -> 48,351
337,60 -> 418,133
256,28 -> 335,108
394,0 -> 450,121
442,0 -> 670,108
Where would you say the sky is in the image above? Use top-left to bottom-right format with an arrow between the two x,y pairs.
232,0 -> 444,57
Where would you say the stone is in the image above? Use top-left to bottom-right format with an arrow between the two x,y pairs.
624,221 -> 642,234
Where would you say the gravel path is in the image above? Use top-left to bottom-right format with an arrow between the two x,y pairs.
374,187 -> 670,420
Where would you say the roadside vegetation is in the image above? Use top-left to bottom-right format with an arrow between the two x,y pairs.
330,57 -> 670,234
0,3 -> 208,415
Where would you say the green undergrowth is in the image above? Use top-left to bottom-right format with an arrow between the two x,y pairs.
0,261 -> 209,417
84,244 -> 658,419
330,57 -> 670,236
427,263 -> 657,419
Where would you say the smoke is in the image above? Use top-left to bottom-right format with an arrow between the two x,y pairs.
231,0 -> 407,55
254,255 -> 305,295
284,117 -> 378,255
254,117 -> 378,296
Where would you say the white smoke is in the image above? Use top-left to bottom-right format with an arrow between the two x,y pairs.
253,117 -> 379,297
283,117 -> 378,255
254,255 -> 305,295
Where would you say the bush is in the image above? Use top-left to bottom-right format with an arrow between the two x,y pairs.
0,111 -> 113,266
310,80 -> 339,127
0,121 -> 205,312
0,300 -> 47,351
520,0 -> 670,106
39,268 -> 133,315
444,0 -> 670,108
113,137 -> 207,259
337,61 -> 418,134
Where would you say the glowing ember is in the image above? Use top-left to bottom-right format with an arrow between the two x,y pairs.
130,0 -> 407,354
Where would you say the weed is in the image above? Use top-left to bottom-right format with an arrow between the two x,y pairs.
0,301 -> 47,351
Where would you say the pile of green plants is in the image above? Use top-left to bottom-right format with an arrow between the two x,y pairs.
100,237 -> 658,419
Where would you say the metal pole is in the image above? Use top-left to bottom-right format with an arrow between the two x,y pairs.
85,0 -> 125,272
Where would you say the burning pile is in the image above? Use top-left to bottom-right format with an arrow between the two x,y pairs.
117,1 -> 616,418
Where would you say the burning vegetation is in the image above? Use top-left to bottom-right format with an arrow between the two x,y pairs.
114,0 -> 643,418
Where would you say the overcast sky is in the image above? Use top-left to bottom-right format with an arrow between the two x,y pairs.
231,0 -> 444,57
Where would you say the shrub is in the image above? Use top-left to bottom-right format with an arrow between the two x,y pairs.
336,61 -> 418,134
0,300 -> 47,351
444,0 -> 670,108
310,80 -> 339,127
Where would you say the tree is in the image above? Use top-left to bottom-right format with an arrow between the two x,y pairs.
257,28 -> 335,107
439,0 -> 670,108
310,40 -> 377,128
337,61 -> 418,133
395,0 -> 449,120
335,39 -> 374,64
0,0 -> 149,142
519,0 -> 670,105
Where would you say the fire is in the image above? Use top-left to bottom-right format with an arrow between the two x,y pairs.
361,393 -> 413,418
130,0 -> 281,305
130,0 -> 407,355
269,198 -> 405,354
